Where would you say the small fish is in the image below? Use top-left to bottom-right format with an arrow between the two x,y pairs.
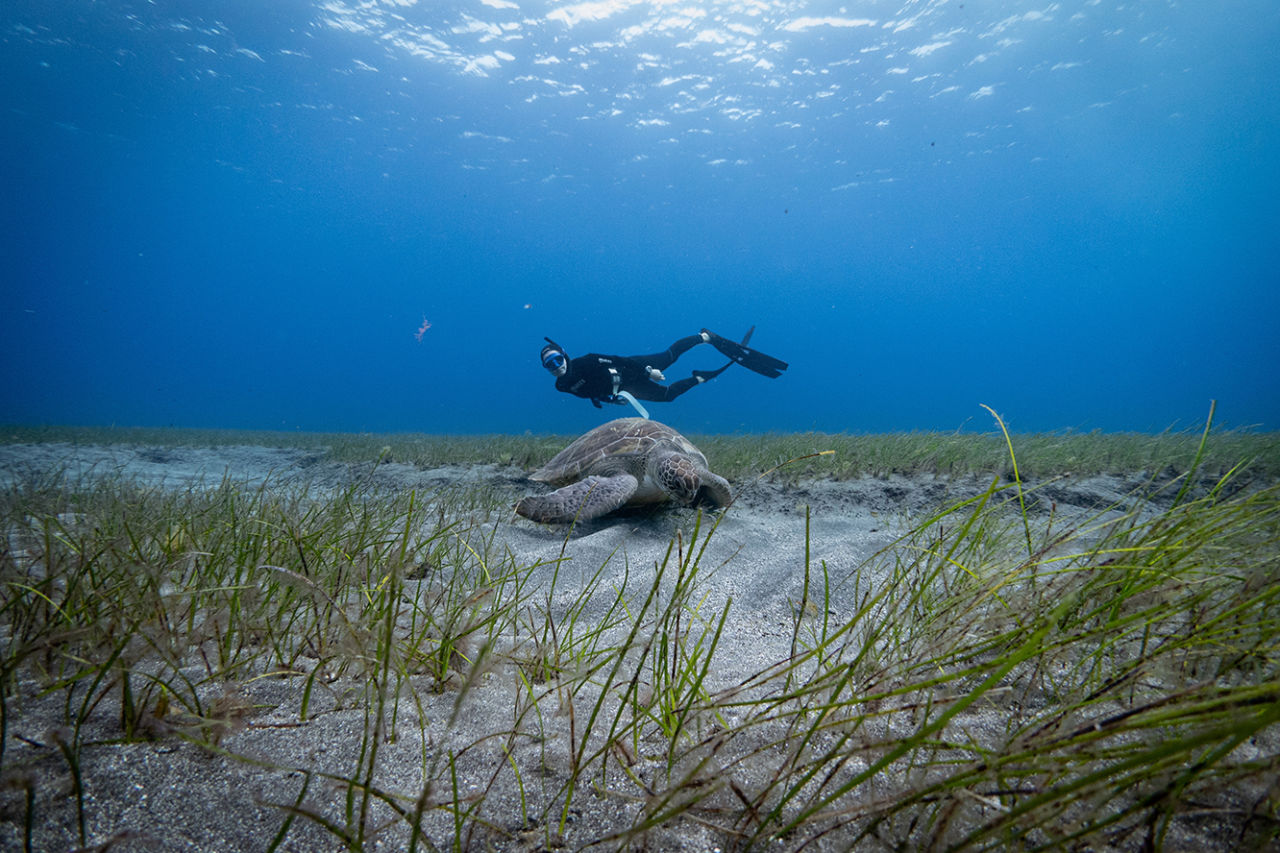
414,316 -> 432,342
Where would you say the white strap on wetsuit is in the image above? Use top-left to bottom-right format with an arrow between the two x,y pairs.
616,392 -> 649,419
605,367 -> 650,418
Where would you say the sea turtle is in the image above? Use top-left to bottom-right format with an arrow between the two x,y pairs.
515,418 -> 732,523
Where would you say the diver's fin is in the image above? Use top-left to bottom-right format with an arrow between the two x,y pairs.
706,326 -> 755,375
702,329 -> 788,378
693,362 -> 732,382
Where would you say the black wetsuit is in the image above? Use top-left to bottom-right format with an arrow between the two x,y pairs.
555,334 -> 723,407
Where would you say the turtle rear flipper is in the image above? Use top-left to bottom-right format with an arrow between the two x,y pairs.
515,474 -> 639,523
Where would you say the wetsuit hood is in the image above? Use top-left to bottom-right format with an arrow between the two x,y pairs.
541,337 -> 568,376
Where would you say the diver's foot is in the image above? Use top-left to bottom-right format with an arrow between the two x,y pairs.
645,366 -> 666,381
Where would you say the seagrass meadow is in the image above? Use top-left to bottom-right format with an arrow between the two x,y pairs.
1,420 -> 1278,851
6,422 -> 1280,481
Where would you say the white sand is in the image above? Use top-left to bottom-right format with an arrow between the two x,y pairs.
0,441 -> 1183,851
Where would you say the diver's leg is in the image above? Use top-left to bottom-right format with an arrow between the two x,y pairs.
627,352 -> 729,403
624,381 -> 670,403
658,375 -> 707,401
664,357 -> 738,400
635,335 -> 706,372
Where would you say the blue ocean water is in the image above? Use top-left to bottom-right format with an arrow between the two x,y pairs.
3,1 -> 1278,436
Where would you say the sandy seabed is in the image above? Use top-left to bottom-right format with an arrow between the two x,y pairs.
0,441 -> 1257,852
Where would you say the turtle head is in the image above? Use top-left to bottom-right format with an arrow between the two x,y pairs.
653,452 -> 701,505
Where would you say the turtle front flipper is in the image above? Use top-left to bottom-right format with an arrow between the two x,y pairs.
696,471 -> 732,508
515,474 -> 640,524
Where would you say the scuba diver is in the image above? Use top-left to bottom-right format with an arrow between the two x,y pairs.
539,328 -> 788,418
